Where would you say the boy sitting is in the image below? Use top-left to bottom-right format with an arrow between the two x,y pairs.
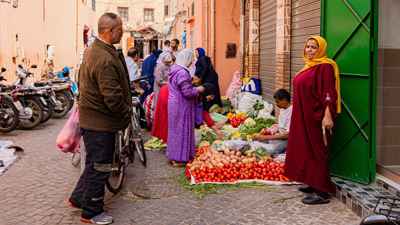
253,89 -> 292,154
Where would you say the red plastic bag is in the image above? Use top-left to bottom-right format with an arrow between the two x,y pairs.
56,106 -> 81,153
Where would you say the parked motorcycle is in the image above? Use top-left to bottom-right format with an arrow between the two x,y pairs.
0,66 -> 45,129
15,65 -> 59,122
0,68 -> 33,132
33,67 -> 76,118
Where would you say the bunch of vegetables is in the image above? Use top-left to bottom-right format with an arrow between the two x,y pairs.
199,125 -> 218,144
187,146 -> 289,183
208,98 -> 232,115
227,112 -> 247,128
239,117 -> 276,136
247,100 -> 265,118
144,137 -> 167,150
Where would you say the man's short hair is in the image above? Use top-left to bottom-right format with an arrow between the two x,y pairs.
127,48 -> 138,58
164,40 -> 171,46
172,39 -> 180,45
98,12 -> 119,34
273,89 -> 291,102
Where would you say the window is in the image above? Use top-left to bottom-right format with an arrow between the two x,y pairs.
144,8 -> 154,22
164,5 -> 169,17
118,7 -> 129,22
91,0 -> 96,11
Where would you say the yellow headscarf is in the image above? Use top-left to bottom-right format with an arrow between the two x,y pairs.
301,35 -> 341,113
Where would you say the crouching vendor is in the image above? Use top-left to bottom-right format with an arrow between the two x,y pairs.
253,89 -> 292,155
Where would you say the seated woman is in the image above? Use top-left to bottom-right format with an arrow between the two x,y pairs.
253,89 -> 292,155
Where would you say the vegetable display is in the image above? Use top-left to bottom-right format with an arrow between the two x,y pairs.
186,145 -> 289,183
227,112 -> 247,128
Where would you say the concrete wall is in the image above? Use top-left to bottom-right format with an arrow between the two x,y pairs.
0,0 -> 97,82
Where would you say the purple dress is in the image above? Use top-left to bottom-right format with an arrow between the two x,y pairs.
167,64 -> 199,162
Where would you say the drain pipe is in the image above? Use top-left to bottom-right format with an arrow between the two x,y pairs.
211,0 -> 216,65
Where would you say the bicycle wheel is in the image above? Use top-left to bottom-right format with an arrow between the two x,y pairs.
106,132 -> 128,194
131,106 -> 146,167
134,138 -> 147,167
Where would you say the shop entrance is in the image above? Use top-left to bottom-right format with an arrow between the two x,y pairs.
376,0 -> 400,182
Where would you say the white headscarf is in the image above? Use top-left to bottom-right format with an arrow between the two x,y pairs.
157,51 -> 173,65
175,48 -> 194,71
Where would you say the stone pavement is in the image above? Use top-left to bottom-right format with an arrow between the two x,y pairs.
0,118 -> 361,225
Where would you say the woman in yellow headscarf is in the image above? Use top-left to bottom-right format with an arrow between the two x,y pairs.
284,36 -> 340,205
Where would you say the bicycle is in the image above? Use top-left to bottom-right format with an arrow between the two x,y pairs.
106,95 -> 147,194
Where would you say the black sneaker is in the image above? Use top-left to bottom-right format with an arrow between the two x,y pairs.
298,186 -> 315,194
301,193 -> 330,205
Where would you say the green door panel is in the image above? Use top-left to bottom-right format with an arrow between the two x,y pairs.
321,0 -> 378,184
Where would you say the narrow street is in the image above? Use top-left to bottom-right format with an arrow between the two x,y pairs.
0,118 -> 360,225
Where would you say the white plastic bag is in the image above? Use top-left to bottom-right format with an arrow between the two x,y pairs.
237,92 -> 262,113
257,101 -> 275,119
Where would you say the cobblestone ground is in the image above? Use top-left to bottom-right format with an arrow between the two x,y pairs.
0,118 -> 361,225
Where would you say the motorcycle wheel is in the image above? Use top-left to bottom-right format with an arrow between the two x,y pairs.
38,97 -> 54,123
52,91 -> 72,118
0,98 -> 19,133
19,98 -> 43,129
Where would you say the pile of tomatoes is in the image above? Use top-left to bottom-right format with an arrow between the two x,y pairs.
227,112 -> 247,128
186,160 -> 289,183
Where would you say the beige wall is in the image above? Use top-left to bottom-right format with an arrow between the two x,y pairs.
96,0 -> 164,33
0,0 -> 97,82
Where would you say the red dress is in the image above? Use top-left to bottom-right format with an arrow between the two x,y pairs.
284,63 -> 337,193
151,85 -> 169,143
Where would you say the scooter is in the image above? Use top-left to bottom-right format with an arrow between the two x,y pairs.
15,64 -> 59,122
0,68 -> 33,132
34,67 -> 75,118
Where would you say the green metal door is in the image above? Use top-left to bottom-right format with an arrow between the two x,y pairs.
321,0 -> 378,184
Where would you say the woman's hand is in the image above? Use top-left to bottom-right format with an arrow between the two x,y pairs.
322,106 -> 333,146
322,107 -> 334,131
206,95 -> 215,101
196,86 -> 205,93
212,126 -> 224,139
322,115 -> 334,131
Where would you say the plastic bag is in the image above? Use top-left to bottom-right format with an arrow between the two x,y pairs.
223,140 -> 250,152
257,101 -> 275,119
241,77 -> 262,95
143,92 -> 155,128
225,71 -> 242,107
56,107 -> 81,153
237,92 -> 262,113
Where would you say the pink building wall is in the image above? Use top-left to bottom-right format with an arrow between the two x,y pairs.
167,0 -> 240,94
214,0 -> 241,93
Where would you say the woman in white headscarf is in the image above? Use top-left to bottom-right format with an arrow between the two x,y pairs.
153,51 -> 173,94
166,49 -> 205,166
151,51 -> 173,141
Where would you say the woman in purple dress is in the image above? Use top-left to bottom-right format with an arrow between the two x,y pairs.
167,49 -> 205,167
